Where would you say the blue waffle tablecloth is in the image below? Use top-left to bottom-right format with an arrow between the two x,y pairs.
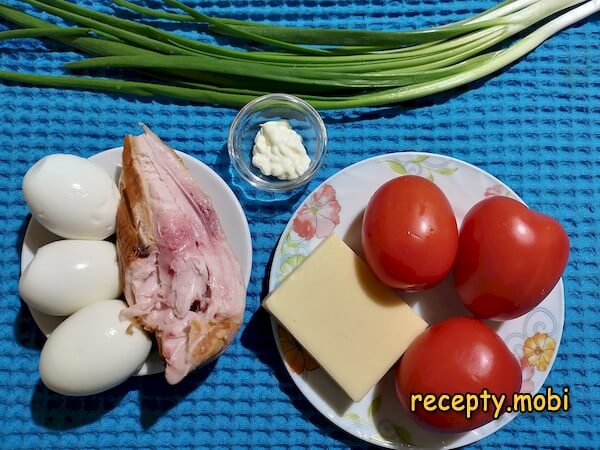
1,1 -> 599,448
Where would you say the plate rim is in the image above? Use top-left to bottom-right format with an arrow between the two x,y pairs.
20,146 -> 253,376
267,151 -> 565,449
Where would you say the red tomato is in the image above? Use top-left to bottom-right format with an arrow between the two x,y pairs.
454,196 -> 569,320
395,317 -> 522,433
362,175 -> 458,291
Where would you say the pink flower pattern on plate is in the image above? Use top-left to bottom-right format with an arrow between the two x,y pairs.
520,356 -> 535,393
293,184 -> 341,240
484,184 -> 510,198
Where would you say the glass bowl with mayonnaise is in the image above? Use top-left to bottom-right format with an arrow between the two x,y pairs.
228,93 -> 327,192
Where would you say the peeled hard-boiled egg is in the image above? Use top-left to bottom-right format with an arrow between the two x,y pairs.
23,154 -> 120,239
40,300 -> 152,396
19,240 -> 121,316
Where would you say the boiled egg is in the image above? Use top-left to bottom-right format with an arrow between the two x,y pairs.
23,154 -> 120,239
39,300 -> 152,396
19,240 -> 121,316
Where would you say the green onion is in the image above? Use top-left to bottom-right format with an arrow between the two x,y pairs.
0,0 -> 597,110
164,0 -> 332,55
0,27 -> 92,40
117,0 -> 500,46
111,0 -> 530,32
0,4 -> 155,56
65,51 -> 505,90
113,0 -> 195,22
19,0 -> 202,55
0,70 -> 257,106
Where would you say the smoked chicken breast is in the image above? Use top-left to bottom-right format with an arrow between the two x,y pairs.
116,126 -> 246,384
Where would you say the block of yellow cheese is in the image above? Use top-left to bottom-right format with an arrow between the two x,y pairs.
263,234 -> 428,402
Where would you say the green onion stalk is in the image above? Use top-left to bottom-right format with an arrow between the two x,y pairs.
0,0 -> 597,109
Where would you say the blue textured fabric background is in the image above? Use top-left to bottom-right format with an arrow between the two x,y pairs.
1,0 -> 599,448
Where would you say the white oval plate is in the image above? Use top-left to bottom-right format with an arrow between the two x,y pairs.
21,147 -> 253,376
268,152 -> 564,449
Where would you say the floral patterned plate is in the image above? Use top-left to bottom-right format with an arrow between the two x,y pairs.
268,152 -> 564,449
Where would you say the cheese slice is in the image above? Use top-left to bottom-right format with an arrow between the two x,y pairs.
263,234 -> 428,402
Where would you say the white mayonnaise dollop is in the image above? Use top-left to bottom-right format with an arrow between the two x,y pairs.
251,120 -> 311,180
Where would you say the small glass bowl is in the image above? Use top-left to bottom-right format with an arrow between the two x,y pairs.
228,93 -> 327,192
